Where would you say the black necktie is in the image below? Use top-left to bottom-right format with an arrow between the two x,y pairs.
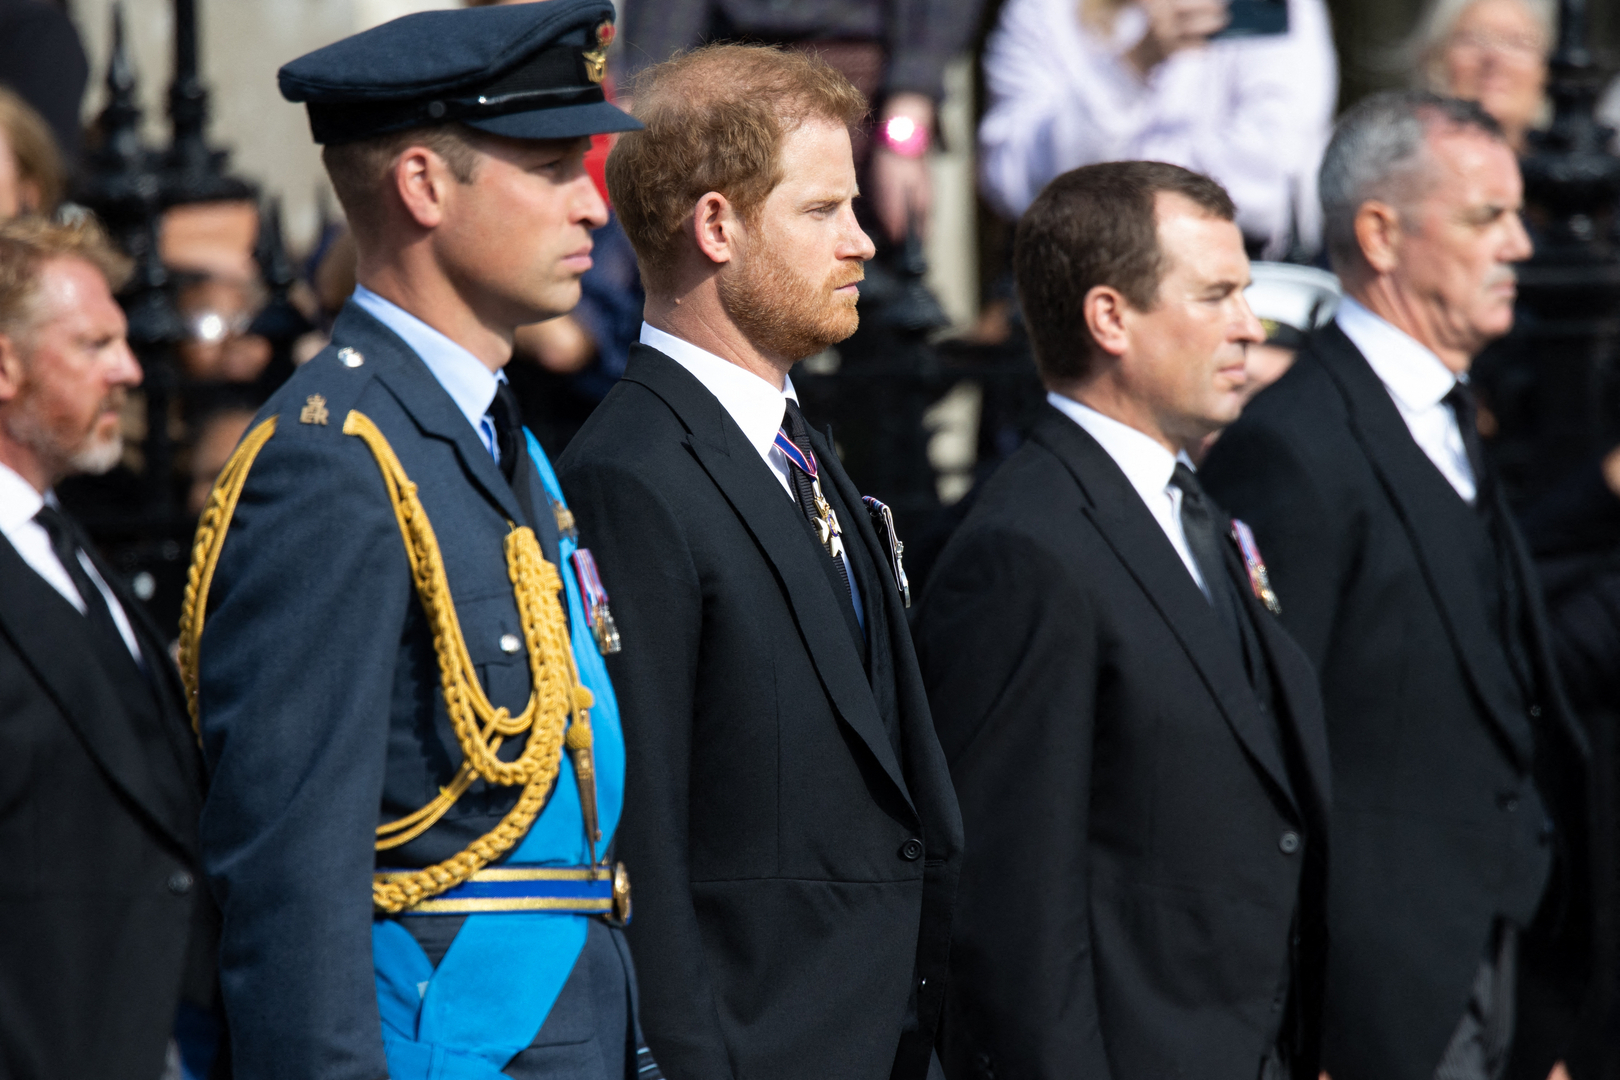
1444,381 -> 1494,514
1171,463 -> 1242,633
486,380 -> 526,486
34,504 -> 136,663
1171,463 -> 1275,711
486,379 -> 547,533
1445,382 -> 1536,696
781,399 -> 853,603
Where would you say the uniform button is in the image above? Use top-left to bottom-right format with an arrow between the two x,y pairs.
1528,704 -> 1542,719
1278,831 -> 1301,855
168,870 -> 194,896
899,838 -> 924,861
337,347 -> 364,368
499,633 -> 522,654
1497,792 -> 1519,812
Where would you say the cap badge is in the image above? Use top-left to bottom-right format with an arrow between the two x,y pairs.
583,21 -> 613,84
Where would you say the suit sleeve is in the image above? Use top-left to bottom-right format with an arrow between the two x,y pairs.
913,525 -> 1113,1080
1201,419 -> 1354,671
559,456 -> 736,1080
196,425 -> 409,1080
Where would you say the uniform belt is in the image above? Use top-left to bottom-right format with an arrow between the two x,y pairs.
378,862 -> 630,920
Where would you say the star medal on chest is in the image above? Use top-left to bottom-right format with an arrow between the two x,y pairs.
774,429 -> 845,559
1230,518 -> 1282,615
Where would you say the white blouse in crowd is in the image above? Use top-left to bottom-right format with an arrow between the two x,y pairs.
978,0 -> 1339,254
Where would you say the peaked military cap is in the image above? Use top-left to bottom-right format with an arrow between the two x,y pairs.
1246,262 -> 1342,349
278,0 -> 640,145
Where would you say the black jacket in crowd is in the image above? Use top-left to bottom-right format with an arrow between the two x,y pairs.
558,344 -> 964,1080
913,404 -> 1332,1080
1201,324 -> 1593,1080
0,522 -> 215,1078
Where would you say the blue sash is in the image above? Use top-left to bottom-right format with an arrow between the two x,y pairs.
372,429 -> 626,1078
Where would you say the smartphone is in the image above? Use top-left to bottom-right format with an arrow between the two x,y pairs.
1211,0 -> 1289,39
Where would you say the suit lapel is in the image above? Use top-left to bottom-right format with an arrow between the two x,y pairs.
0,535 -> 195,851
81,542 -> 205,795
1237,554 -> 1334,819
1489,484 -> 1592,758
624,347 -> 915,812
333,304 -> 529,530
1032,408 -> 1301,813
1313,326 -> 1535,763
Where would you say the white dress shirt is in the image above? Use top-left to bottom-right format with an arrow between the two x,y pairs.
641,322 -> 864,628
0,460 -> 143,661
978,0 -> 1337,251
1335,296 -> 1476,504
1047,391 -> 1210,597
352,285 -> 505,463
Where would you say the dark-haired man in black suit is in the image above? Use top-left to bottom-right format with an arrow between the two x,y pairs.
0,217 -> 216,1079
914,160 -> 1331,1080
1202,91 -> 1592,1080
559,44 -> 962,1080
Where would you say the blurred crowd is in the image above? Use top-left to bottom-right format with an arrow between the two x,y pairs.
3,0 -> 1620,1075
0,0 -> 1615,559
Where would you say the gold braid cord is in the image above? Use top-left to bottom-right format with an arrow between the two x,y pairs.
175,407 -> 597,917
341,410 -> 594,914
179,416 -> 279,734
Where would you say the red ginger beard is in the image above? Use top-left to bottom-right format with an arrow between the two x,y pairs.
717,233 -> 865,364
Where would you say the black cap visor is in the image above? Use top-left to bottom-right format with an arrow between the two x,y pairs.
466,99 -> 641,141
308,88 -> 641,145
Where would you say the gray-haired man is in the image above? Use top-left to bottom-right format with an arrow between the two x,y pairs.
1202,92 -> 1592,1080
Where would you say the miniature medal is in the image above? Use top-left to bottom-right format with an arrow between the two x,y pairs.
863,495 -> 911,607
1230,519 -> 1281,615
571,548 -> 622,654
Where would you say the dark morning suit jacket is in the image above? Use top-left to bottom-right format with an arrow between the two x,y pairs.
195,302 -> 639,1080
1201,324 -> 1592,1080
913,404 -> 1332,1080
0,522 -> 213,1079
557,344 -> 964,1080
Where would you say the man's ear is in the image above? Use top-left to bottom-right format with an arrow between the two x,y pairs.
1353,200 -> 1403,276
0,333 -> 24,404
691,191 -> 741,267
1082,284 -> 1131,359
392,146 -> 456,230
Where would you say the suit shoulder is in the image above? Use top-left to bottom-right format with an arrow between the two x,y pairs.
1234,348 -> 1345,432
941,438 -> 1092,566
559,378 -> 689,480
1210,351 -> 1355,477
256,342 -> 383,441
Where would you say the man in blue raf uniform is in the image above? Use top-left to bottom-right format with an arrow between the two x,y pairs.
179,4 -> 658,1078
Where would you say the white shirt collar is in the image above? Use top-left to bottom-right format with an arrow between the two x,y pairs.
0,459 -> 45,532
640,322 -> 799,459
1046,391 -> 1187,505
1335,295 -> 1459,414
352,285 -> 501,438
